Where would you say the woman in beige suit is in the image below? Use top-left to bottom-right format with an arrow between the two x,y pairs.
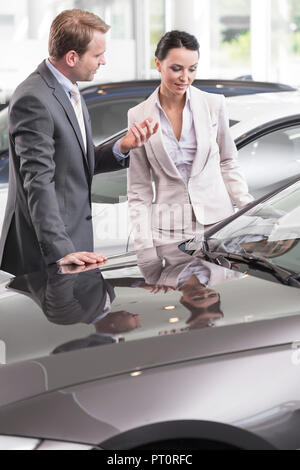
127,31 -> 253,252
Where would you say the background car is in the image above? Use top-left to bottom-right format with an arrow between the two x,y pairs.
1,81 -> 300,256
1,177 -> 300,449
89,89 -> 300,254
81,78 -> 296,145
0,78 -> 296,181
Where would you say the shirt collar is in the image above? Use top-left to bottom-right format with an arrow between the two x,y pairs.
155,86 -> 191,111
46,58 -> 76,96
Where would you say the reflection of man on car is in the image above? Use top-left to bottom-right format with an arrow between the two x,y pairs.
7,264 -> 142,345
52,310 -> 142,354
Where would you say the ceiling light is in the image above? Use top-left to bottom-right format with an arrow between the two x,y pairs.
130,371 -> 142,377
169,317 -> 180,324
244,315 -> 254,322
164,306 -> 176,310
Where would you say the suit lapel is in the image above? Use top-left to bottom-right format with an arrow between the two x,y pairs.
189,86 -> 212,177
82,99 -> 94,177
38,61 -> 91,173
145,88 -> 182,180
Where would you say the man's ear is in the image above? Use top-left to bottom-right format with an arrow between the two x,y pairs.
65,50 -> 79,68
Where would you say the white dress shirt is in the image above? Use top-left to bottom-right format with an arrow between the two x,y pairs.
177,259 -> 211,288
155,87 -> 198,185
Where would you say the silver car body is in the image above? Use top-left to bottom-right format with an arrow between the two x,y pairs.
1,175 -> 300,449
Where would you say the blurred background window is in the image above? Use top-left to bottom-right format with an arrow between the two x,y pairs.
149,0 -> 165,69
0,0 -> 300,95
210,0 -> 251,79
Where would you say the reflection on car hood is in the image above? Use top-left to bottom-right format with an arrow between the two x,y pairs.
1,243 -> 300,406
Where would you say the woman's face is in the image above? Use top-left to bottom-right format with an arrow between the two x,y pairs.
155,47 -> 199,97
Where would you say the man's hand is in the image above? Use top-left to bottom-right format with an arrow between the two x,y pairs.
60,261 -> 106,275
57,252 -> 107,267
119,117 -> 159,154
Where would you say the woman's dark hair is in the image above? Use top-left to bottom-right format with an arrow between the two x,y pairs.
155,30 -> 200,61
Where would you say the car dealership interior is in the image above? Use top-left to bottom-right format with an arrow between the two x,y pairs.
0,0 -> 300,453
1,0 -> 300,97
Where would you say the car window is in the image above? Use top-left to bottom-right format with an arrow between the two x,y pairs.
210,179 -> 300,274
88,98 -> 145,145
238,125 -> 300,199
92,168 -> 127,204
0,108 -> 8,153
0,153 -> 9,185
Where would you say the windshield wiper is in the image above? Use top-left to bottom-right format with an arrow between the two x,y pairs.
201,248 -> 300,288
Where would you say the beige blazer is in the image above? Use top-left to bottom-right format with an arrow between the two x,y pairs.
127,85 -> 253,250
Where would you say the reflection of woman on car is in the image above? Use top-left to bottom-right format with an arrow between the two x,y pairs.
137,242 -> 242,330
127,30 -> 253,252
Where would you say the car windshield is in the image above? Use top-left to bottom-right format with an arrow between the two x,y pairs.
207,179 -> 300,274
0,108 -> 8,153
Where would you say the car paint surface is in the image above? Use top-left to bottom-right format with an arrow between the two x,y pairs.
0,243 -> 300,449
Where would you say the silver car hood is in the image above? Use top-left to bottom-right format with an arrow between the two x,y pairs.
0,254 -> 300,409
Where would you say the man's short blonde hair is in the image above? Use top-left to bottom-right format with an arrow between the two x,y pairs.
49,9 -> 110,60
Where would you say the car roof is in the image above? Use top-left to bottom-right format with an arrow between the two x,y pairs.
81,78 -> 296,100
228,90 -> 300,139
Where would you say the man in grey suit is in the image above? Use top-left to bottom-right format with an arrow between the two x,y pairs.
0,9 -> 158,276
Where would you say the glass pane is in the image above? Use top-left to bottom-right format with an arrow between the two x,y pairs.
150,0 -> 165,69
211,180 -> 300,273
270,0 -> 300,84
0,153 -> 9,184
238,125 -> 300,199
91,168 -> 127,204
210,0 -> 251,78
88,97 -> 145,145
0,108 -> 8,153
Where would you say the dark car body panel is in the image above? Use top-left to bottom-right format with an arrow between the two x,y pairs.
81,79 -> 296,101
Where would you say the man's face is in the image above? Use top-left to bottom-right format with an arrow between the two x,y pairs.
74,30 -> 106,82
108,311 -> 142,333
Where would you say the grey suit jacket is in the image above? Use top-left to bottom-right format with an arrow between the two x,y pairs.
0,60 -> 129,276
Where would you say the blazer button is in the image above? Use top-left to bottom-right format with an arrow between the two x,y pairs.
86,215 -> 92,221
